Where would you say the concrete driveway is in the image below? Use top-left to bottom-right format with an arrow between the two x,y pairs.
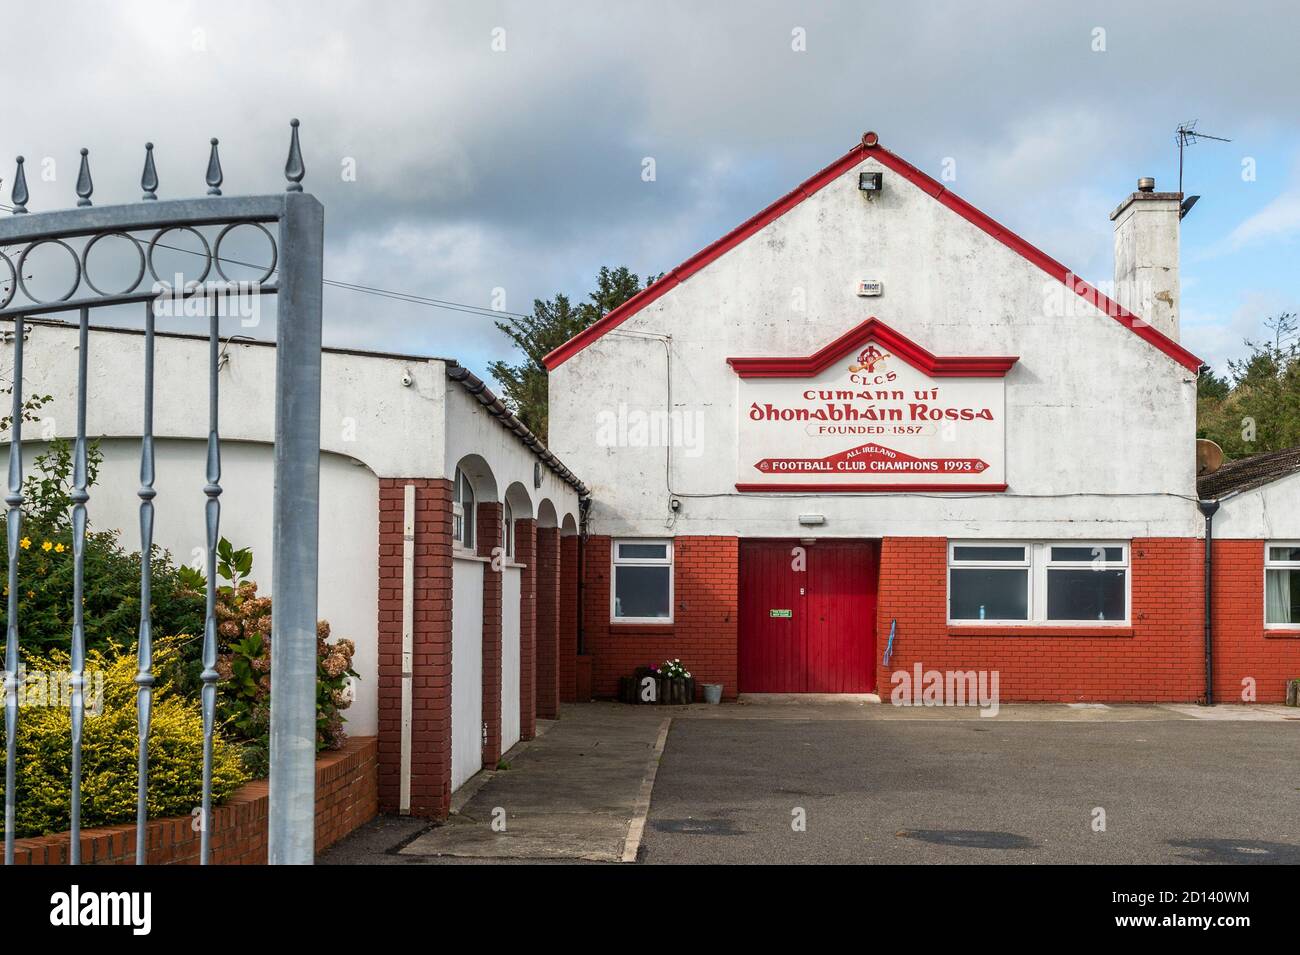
320,700 -> 1299,865
643,714 -> 1300,864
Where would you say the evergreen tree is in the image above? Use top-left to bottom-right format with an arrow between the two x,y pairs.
489,266 -> 653,441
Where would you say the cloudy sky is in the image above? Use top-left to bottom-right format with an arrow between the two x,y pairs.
2,0 -> 1297,380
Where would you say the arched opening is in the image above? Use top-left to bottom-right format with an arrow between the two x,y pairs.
452,453 -> 498,551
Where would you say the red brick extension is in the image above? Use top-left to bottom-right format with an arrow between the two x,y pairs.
377,478 -> 454,817
1211,539 -> 1300,703
477,502 -> 504,767
535,527 -> 561,720
559,535 -> 579,703
515,518 -> 538,741
576,535 -> 1299,704
876,537 -> 1205,701
581,536 -> 740,700
12,737 -> 377,865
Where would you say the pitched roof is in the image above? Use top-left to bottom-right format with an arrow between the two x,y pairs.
1198,445 -> 1300,499
542,133 -> 1203,373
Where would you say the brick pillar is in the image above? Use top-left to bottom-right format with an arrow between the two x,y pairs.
515,518 -> 538,740
476,502 -> 503,767
559,534 -> 579,703
535,526 -> 561,720
377,478 -> 453,818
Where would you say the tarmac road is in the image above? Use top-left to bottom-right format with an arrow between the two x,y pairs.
642,717 -> 1300,864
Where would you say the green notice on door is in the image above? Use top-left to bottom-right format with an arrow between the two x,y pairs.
769,609 -> 793,618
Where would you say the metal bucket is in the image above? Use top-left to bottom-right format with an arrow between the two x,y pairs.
702,683 -> 723,705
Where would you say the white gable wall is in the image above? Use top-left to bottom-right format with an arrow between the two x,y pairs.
549,154 -> 1200,539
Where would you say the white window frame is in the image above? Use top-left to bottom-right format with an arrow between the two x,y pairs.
1264,541 -> 1300,629
610,538 -> 674,624
452,467 -> 475,552
947,541 -> 1130,626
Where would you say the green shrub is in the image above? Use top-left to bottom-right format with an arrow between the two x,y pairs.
0,638 -> 248,838
0,440 -> 206,655
209,540 -> 358,774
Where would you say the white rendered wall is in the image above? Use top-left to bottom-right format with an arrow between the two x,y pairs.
444,379 -> 581,525
451,557 -> 484,791
549,154 -> 1201,540
54,438 -> 381,737
1215,472 -> 1300,540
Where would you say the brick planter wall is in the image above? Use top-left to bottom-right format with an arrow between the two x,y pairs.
12,736 -> 378,865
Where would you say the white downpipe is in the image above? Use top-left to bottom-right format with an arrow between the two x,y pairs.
399,483 -> 415,814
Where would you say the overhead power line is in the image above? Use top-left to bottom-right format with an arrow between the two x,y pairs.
0,200 -> 534,322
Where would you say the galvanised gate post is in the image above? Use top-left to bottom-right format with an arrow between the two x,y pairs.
0,120 -> 323,865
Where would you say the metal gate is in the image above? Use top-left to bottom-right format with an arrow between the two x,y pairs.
738,540 -> 879,693
0,122 -> 323,864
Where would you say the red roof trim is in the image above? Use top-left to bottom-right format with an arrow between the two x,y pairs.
541,137 -> 1204,374
726,316 -> 1017,378
542,144 -> 870,370
735,483 -> 1008,493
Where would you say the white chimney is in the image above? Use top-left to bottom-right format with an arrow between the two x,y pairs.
1110,177 -> 1181,341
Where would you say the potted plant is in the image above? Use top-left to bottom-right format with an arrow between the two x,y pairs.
656,659 -> 694,705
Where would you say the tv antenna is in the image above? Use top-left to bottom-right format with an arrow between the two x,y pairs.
1176,120 -> 1230,196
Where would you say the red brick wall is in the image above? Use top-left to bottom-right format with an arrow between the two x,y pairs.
377,478 -> 453,818
875,537 -> 1205,702
535,527 -> 561,719
477,502 -> 503,766
515,518 -> 537,740
582,535 -> 739,699
559,534 -> 579,703
1211,539 -> 1300,703
13,737 -> 378,865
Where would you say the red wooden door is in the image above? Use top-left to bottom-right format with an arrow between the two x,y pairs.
738,540 -> 878,693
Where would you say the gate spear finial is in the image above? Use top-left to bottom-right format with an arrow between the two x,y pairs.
141,143 -> 158,200
75,148 -> 93,206
205,138 -> 223,196
284,118 -> 305,193
10,156 -> 28,214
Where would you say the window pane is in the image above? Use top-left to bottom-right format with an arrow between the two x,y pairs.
1051,546 -> 1123,563
1268,546 -> 1300,563
950,568 -> 1028,620
1266,569 -> 1299,624
618,542 -> 668,561
952,546 -> 1025,563
1047,569 -> 1126,621
614,566 -> 671,619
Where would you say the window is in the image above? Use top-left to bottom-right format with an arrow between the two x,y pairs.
502,499 -> 515,560
611,539 -> 673,623
1265,542 -> 1300,627
948,542 -> 1129,625
452,467 -> 474,550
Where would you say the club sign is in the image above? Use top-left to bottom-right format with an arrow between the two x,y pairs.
729,320 -> 1014,491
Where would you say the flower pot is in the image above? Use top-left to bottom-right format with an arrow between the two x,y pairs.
656,675 -> 694,705
1287,679 -> 1300,707
701,683 -> 723,705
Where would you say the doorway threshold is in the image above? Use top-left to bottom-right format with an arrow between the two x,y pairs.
738,693 -> 882,704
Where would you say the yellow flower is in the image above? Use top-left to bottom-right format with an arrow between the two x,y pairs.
41,541 -> 52,552
54,543 -> 65,553
19,537 -> 29,549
